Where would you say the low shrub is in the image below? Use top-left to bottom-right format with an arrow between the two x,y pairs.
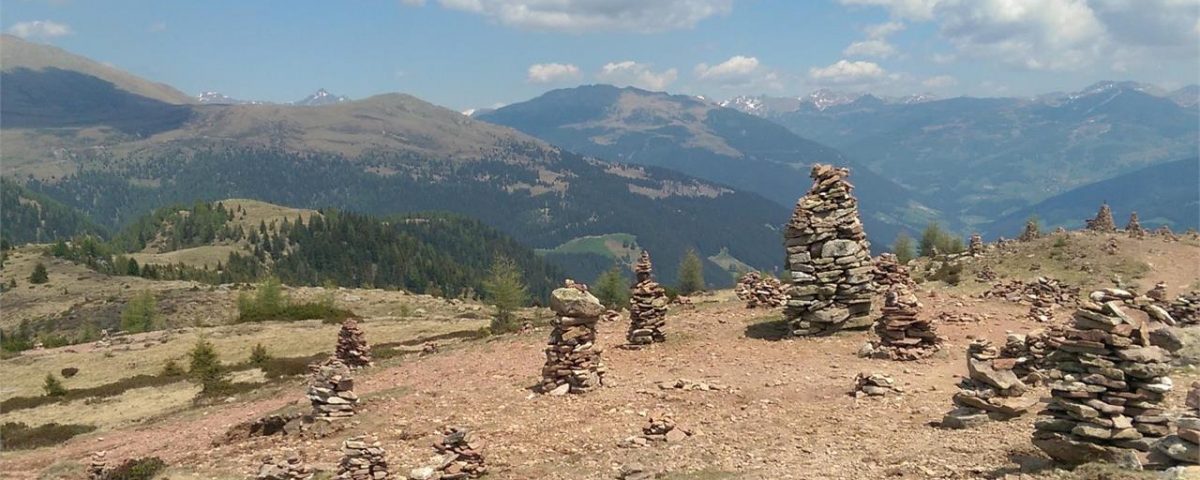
106,457 -> 167,480
0,422 -> 97,450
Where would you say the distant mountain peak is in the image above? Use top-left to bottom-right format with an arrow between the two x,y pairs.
197,91 -> 244,104
295,88 -> 349,106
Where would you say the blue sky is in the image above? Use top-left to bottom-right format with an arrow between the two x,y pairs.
5,0 -> 1198,110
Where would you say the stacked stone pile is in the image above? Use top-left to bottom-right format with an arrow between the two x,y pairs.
968,234 -> 985,256
602,309 -> 621,323
257,454 -> 313,480
872,253 -> 915,288
975,267 -> 998,283
422,427 -> 487,479
1154,381 -> 1199,467
1125,212 -> 1145,238
539,284 -> 605,394
1102,237 -> 1119,255
87,451 -> 107,480
308,359 -> 358,418
853,372 -> 903,397
1019,219 -> 1041,241
1147,282 -> 1168,302
337,436 -> 389,480
640,412 -> 690,444
735,271 -> 787,308
336,318 -> 373,368
1085,203 -> 1118,233
870,285 -> 941,360
1168,291 -> 1199,325
982,277 -> 1078,306
942,339 -> 1037,429
783,164 -> 875,336
1000,329 -> 1060,384
1032,292 -> 1175,465
628,252 -> 668,345
1154,226 -> 1180,241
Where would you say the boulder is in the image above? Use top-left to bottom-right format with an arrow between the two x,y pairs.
550,288 -> 604,318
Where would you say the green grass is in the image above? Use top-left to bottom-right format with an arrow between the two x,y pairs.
0,421 -> 97,450
536,233 -> 638,259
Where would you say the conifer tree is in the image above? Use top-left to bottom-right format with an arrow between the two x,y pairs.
29,262 -> 48,284
483,256 -> 527,333
677,248 -> 705,295
120,291 -> 158,333
592,265 -> 629,309
188,338 -> 228,395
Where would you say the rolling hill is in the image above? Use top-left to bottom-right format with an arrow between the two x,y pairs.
476,85 -> 941,247
0,36 -> 787,287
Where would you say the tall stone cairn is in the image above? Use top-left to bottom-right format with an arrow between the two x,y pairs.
870,285 -> 941,360
1032,290 -> 1175,466
1019,220 -> 1040,241
783,164 -> 874,336
335,318 -> 373,368
308,359 -> 358,419
942,339 -> 1037,429
336,435 -> 389,480
1125,212 -> 1145,238
539,283 -> 606,394
1085,203 -> 1117,233
627,251 -> 668,345
257,453 -> 313,480
968,233 -> 985,256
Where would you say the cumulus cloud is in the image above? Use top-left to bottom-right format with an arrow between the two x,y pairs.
7,20 -> 73,39
839,0 -> 1199,71
808,60 -> 887,85
922,74 -> 957,88
437,0 -> 733,33
865,20 -> 906,38
694,55 -> 760,80
596,61 -> 678,90
526,62 -> 582,83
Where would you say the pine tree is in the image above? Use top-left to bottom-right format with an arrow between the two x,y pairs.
677,248 -> 705,295
249,343 -> 270,365
29,262 -> 48,284
188,338 -> 229,395
43,373 -> 66,397
592,265 -> 629,309
892,232 -> 916,264
483,256 -> 527,334
120,291 -> 158,333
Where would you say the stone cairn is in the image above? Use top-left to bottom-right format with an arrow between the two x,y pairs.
853,372 -> 902,397
628,251 -> 668,345
1085,203 -> 1117,233
968,233 -> 985,256
1032,291 -> 1175,466
1168,291 -> 1200,325
1147,282 -> 1168,303
1019,219 -> 1040,241
1153,382 -> 1199,467
1153,225 -> 1180,241
337,435 -> 390,480
257,453 -> 313,480
539,283 -> 605,394
308,359 -> 358,419
414,427 -> 488,479
869,285 -> 941,360
783,164 -> 874,336
336,318 -> 373,368
1001,329 -> 1060,385
734,271 -> 787,308
1125,212 -> 1145,238
87,451 -> 107,480
621,411 -> 691,447
872,253 -> 915,288
942,339 -> 1036,429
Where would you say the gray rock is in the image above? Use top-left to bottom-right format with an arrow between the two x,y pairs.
549,288 -> 604,318
820,239 -> 861,259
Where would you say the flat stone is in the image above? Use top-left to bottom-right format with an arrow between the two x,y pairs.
969,357 -> 1023,390
550,288 -> 604,318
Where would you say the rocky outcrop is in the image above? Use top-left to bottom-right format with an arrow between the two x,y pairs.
628,251 -> 668,345
337,436 -> 389,480
540,284 -> 605,394
1032,291 -> 1175,467
335,318 -> 372,368
783,164 -> 874,336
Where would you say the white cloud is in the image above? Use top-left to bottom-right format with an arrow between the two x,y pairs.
839,0 -> 940,20
437,0 -> 733,33
596,61 -> 678,91
694,55 -> 760,80
526,62 -> 581,83
7,20 -> 73,39
808,59 -> 887,84
865,20 -> 906,38
843,39 -> 896,57
922,74 -> 957,88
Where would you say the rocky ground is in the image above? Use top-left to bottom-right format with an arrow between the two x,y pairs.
1,233 -> 1198,479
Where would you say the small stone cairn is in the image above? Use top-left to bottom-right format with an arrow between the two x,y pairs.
968,233 -> 985,256
1085,203 -> 1117,233
337,435 -> 390,480
734,271 -> 787,308
1019,219 -> 1040,242
539,282 -> 605,394
1154,225 -> 1181,241
872,253 -> 915,288
1147,282 -> 1168,302
942,339 -> 1036,429
621,411 -> 690,447
1125,212 -> 1145,238
783,164 -> 874,336
308,359 -> 358,419
411,427 -> 487,479
853,372 -> 902,397
628,251 -> 668,345
257,453 -> 313,480
87,451 -> 107,480
1153,382 -> 1199,467
1032,290 -> 1175,466
869,285 -> 941,361
336,318 -> 373,368
1001,329 -> 1060,385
